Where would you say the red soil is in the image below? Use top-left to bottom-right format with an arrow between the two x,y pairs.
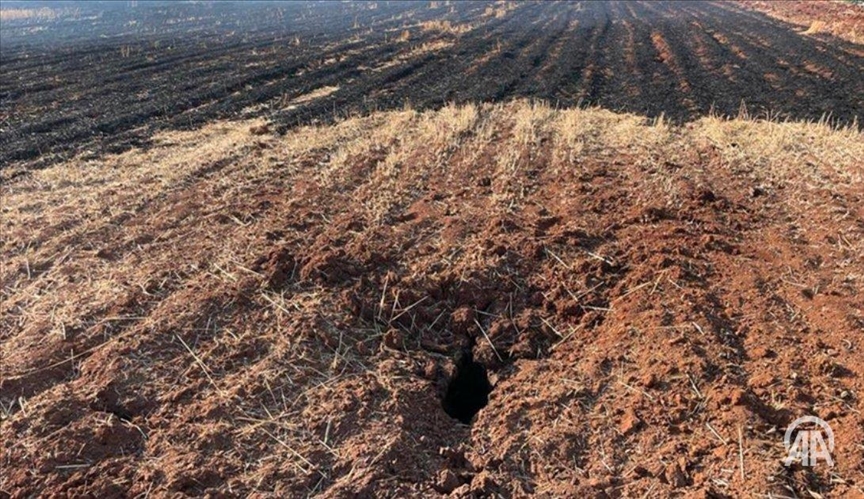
2,103 -> 863,497
736,0 -> 864,45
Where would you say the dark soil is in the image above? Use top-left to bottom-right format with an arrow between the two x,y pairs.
2,0 -> 863,172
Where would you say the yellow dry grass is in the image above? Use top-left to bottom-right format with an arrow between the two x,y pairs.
736,0 -> 864,45
803,20 -> 828,35
484,2 -> 518,19
2,102 -> 859,396
3,101 -> 861,229
0,8 -> 55,21
0,7 -> 81,21
373,39 -> 455,72
3,102 -> 860,327
419,19 -> 473,36
280,85 -> 340,110
2,100 -> 863,496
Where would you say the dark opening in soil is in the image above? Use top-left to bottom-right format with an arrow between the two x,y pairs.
442,349 -> 492,424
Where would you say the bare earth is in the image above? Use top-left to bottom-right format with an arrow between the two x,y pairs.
737,0 -> 864,45
2,102 -> 863,497
3,0 -> 864,174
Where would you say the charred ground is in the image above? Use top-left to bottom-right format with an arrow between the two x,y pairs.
2,0 -> 863,173
2,1 -> 864,498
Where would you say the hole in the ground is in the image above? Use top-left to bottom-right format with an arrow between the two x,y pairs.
442,348 -> 492,424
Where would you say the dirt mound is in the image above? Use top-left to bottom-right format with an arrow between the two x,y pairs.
2,102 -> 863,497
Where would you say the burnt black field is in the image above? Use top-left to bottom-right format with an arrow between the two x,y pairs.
2,0 -> 863,171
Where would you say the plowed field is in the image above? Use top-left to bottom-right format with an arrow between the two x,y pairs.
2,1 -> 864,498
4,101 -> 864,497
2,0 -> 863,174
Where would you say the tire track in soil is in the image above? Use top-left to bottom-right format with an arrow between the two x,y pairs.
532,4 -> 577,96
619,25 -> 642,102
642,2 -> 705,114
